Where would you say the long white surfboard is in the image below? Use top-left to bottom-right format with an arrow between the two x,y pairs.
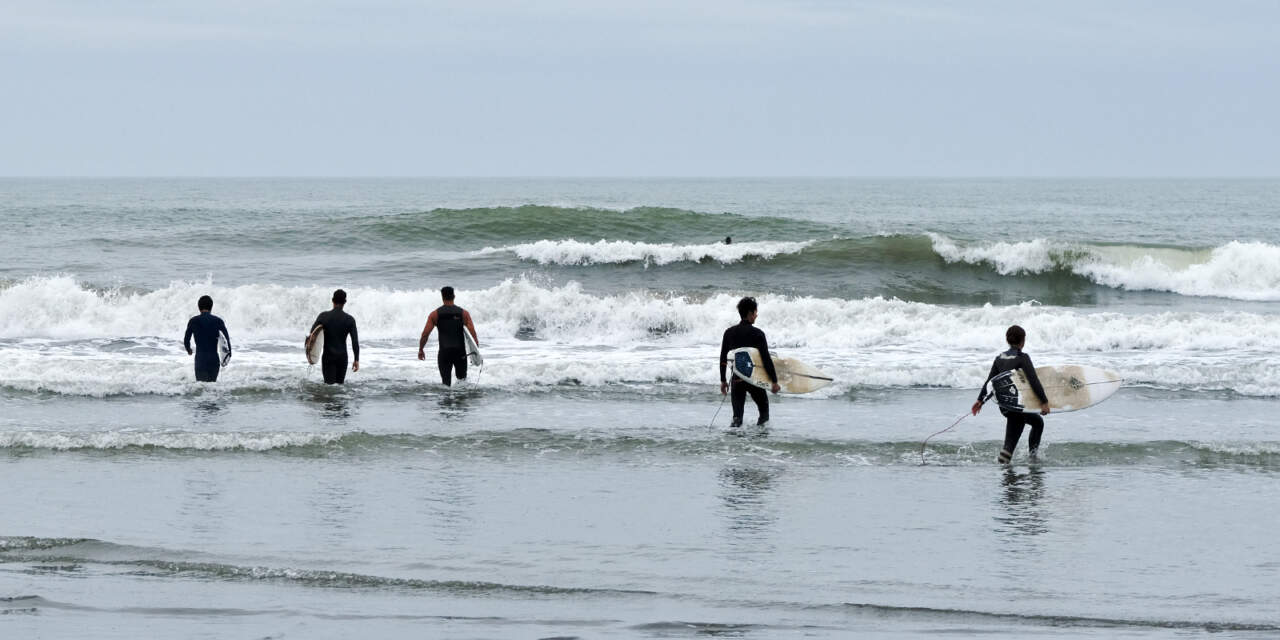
1001,365 -> 1122,413
305,325 -> 324,365
464,330 -> 483,367
727,347 -> 832,394
217,334 -> 232,367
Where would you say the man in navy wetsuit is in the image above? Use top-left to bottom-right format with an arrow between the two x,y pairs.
417,286 -> 479,386
183,295 -> 231,382
311,289 -> 360,385
719,297 -> 780,428
972,325 -> 1050,463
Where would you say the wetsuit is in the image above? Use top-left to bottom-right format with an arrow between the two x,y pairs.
719,320 -> 778,426
312,309 -> 359,385
183,311 -> 230,382
434,304 -> 468,386
978,348 -> 1050,463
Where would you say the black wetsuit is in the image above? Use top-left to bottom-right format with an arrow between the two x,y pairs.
719,320 -> 778,426
183,311 -> 230,382
434,304 -> 468,386
978,348 -> 1050,463
312,309 -> 359,385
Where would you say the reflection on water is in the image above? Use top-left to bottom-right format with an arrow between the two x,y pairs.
308,479 -> 361,547
994,467 -> 1049,538
304,385 -> 355,421
717,465 -> 779,552
435,388 -> 478,419
191,399 -> 224,423
179,471 -> 227,541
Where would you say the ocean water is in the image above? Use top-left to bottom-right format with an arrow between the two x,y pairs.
2,178 -> 1279,638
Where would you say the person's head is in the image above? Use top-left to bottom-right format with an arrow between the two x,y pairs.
1006,324 -> 1026,348
332,289 -> 347,306
724,236 -> 732,245
737,296 -> 758,322
441,286 -> 455,302
197,295 -> 213,312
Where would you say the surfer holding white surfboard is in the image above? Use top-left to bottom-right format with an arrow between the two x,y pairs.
417,286 -> 480,386
183,295 -> 231,382
310,289 -> 360,385
719,297 -> 780,428
972,325 -> 1050,464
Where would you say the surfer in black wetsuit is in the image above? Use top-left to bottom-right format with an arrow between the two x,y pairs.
417,286 -> 479,386
719,297 -> 780,428
183,295 -> 231,382
972,325 -> 1050,464
311,289 -> 360,385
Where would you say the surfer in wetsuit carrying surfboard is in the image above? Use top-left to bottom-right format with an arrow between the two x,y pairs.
311,289 -> 360,385
972,325 -> 1050,464
719,297 -> 780,428
417,286 -> 479,386
183,295 -> 231,382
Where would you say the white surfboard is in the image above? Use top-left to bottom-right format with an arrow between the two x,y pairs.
464,330 -> 483,367
727,347 -> 832,394
1000,365 -> 1122,413
217,334 -> 232,367
305,325 -> 324,365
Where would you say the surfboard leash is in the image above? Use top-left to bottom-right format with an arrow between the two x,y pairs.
709,387 -> 729,428
920,395 -> 991,465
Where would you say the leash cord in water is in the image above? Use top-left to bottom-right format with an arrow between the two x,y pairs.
920,395 -> 990,465
709,389 -> 729,428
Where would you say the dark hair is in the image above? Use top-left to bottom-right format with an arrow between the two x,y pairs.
441,286 -> 455,301
333,289 -> 347,305
1006,325 -> 1026,346
197,295 -> 213,311
737,296 -> 757,319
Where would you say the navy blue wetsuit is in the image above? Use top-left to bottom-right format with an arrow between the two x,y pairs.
312,309 -> 359,385
978,348 -> 1050,463
184,311 -> 230,382
719,320 -> 778,426
434,304 -> 469,386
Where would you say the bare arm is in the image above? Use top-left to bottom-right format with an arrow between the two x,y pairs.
417,311 -> 438,359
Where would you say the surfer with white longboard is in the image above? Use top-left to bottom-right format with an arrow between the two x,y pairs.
719,297 -> 780,428
183,295 -> 232,382
309,289 -> 360,385
417,286 -> 481,387
972,325 -> 1050,464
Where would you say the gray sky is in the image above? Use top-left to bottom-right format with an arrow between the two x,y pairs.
2,1 -> 1276,176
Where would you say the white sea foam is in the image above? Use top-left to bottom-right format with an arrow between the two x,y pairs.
0,430 -> 345,451
929,235 -> 1280,301
475,239 -> 813,266
4,277 -> 1280,396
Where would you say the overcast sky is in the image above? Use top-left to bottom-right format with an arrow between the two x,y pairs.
2,1 -> 1275,176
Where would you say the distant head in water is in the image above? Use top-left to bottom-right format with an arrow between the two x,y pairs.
197,295 -> 213,312
441,286 -> 455,302
1006,324 -> 1025,348
724,236 -> 732,244
332,289 -> 347,307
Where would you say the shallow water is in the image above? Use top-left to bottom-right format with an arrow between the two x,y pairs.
3,179 -> 1280,637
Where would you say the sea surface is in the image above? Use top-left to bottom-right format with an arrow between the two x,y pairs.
2,178 -> 1279,638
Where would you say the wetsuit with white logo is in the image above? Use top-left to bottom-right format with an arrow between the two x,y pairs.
978,348 -> 1050,463
719,320 -> 778,426
312,309 -> 359,385
184,311 -> 230,382
434,304 -> 468,386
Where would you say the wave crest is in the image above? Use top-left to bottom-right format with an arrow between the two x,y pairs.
930,235 -> 1280,301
